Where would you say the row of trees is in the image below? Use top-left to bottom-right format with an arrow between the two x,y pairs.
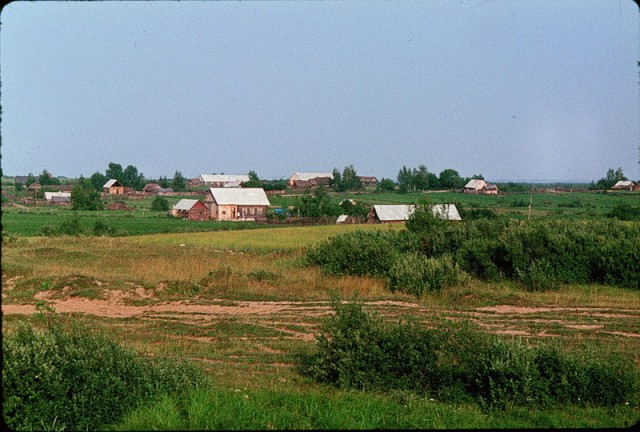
396,165 -> 483,193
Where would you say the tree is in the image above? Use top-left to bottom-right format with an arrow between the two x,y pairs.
439,169 -> 464,189
295,186 -> 339,217
15,182 -> 24,192
427,172 -> 440,189
172,171 -> 187,191
471,174 -> 485,180
123,165 -> 145,190
341,165 -> 362,191
25,173 -> 36,187
596,167 -> 627,189
330,168 -> 342,190
376,178 -> 396,192
397,166 -> 414,193
71,176 -> 104,211
242,170 -> 261,188
158,176 -> 171,188
38,169 -> 60,186
89,172 -> 108,191
413,165 -> 430,191
105,163 -> 124,183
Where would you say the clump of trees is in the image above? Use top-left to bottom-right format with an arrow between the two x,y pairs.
331,165 -> 362,192
396,165 -> 475,193
71,176 -> 104,211
595,167 -> 627,190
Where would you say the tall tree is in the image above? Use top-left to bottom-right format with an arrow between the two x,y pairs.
172,171 -> 187,191
242,170 -> 261,188
397,166 -> 414,193
413,165 -> 430,191
439,169 -> 464,189
376,178 -> 396,192
89,172 -> 108,191
71,176 -> 104,211
123,165 -> 145,190
105,162 -> 124,183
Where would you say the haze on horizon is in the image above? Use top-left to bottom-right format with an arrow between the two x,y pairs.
1,0 -> 639,183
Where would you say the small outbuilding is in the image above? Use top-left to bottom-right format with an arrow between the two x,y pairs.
44,191 -> 71,204
611,180 -> 636,191
288,172 -> 333,189
198,174 -> 250,188
368,204 -> 462,223
103,179 -> 124,195
204,188 -> 270,221
358,176 -> 378,188
463,179 -> 498,195
171,199 -> 209,220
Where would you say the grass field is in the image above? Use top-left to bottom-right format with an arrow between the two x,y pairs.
2,187 -> 640,429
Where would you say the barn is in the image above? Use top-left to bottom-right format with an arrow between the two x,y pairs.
103,179 -> 124,195
204,188 -> 270,221
611,181 -> 636,192
463,179 -> 498,195
198,174 -> 250,188
368,204 -> 462,223
171,199 -> 209,220
358,176 -> 378,188
44,191 -> 71,205
288,172 -> 333,189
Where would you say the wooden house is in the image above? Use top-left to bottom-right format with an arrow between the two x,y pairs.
204,188 -> 270,221
103,179 -> 124,195
198,174 -> 250,188
611,181 -> 636,192
463,179 -> 498,195
358,176 -> 378,188
288,172 -> 333,189
27,182 -> 41,193
171,199 -> 209,220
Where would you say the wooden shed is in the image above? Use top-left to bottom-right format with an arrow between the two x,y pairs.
171,199 -> 209,220
463,179 -> 498,195
288,172 -> 333,189
204,188 -> 270,221
368,204 -> 461,223
103,179 -> 124,195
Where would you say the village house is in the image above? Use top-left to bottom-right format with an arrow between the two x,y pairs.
204,188 -> 270,221
358,176 -> 378,188
171,199 -> 209,220
611,180 -> 636,192
103,179 -> 124,195
288,172 -> 333,189
27,182 -> 41,193
198,174 -> 250,188
44,191 -> 71,205
463,179 -> 499,195
368,204 -> 462,223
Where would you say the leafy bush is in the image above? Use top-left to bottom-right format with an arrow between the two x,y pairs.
93,219 -> 116,236
306,298 -> 638,411
387,254 -> 468,296
3,322 -> 205,431
607,202 -> 640,221
151,196 -> 170,211
307,230 -> 401,277
515,258 -> 558,291
40,215 -> 86,237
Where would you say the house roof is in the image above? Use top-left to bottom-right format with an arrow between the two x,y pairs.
358,176 -> 378,182
290,172 -> 333,181
431,204 -> 462,221
208,188 -> 270,206
103,179 -> 122,188
199,174 -> 250,184
373,205 -> 415,221
336,214 -> 349,224
173,199 -> 200,211
372,204 -> 462,221
44,192 -> 71,201
464,179 -> 487,189
613,180 -> 634,188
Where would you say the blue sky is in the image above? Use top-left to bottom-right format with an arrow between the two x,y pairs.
1,0 -> 639,182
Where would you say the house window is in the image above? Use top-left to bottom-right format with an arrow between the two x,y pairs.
250,207 -> 255,215
257,208 -> 262,215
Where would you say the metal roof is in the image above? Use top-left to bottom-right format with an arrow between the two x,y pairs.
173,199 -> 200,211
208,188 -> 270,206
336,214 -> 349,224
613,180 -> 634,187
44,192 -> 71,200
373,205 -> 415,221
373,204 -> 461,221
199,174 -> 250,184
103,179 -> 121,188
464,179 -> 487,189
290,172 -> 333,181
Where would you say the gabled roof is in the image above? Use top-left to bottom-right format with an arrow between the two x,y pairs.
373,205 -> 415,221
464,179 -> 487,189
173,199 -> 200,211
199,174 -> 250,184
44,192 -> 71,201
613,180 -> 634,188
103,179 -> 122,188
207,188 -> 270,206
372,204 -> 462,221
290,172 -> 333,181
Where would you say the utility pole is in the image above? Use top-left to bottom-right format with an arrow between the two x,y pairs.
527,186 -> 534,221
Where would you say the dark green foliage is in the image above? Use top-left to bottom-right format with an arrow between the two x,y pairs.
306,298 -> 638,411
331,165 -> 362,192
596,167 -> 627,190
151,196 -> 170,211
242,170 -> 261,188
294,186 -> 340,217
14,182 -> 23,192
89,171 -> 108,191
71,177 -> 104,211
2,322 -> 205,431
172,171 -> 187,191
93,219 -> 116,236
376,177 -> 396,192
307,230 -> 402,277
40,214 -> 85,237
38,169 -> 61,186
607,202 -> 640,221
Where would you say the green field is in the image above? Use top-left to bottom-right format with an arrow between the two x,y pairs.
2,184 -> 639,429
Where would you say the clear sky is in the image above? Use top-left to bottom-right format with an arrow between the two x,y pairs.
1,0 -> 639,182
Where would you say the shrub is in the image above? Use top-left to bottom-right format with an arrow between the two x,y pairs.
151,196 -> 170,211
93,219 -> 116,236
40,215 -> 86,237
607,202 -> 640,221
387,254 -> 468,297
2,322 -> 205,431
515,258 -> 558,291
307,230 -> 400,277
306,298 -> 638,411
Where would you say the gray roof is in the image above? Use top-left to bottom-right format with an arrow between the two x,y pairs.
290,172 -> 333,181
103,179 -> 121,188
464,179 -> 487,189
44,192 -> 71,201
173,199 -> 200,211
199,174 -> 250,184
208,188 -> 270,206
373,204 -> 461,221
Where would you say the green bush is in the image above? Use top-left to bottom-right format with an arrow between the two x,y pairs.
151,196 -> 170,211
307,230 -> 401,277
607,202 -> 640,221
2,322 -> 205,431
93,219 -> 116,236
306,298 -> 638,411
40,215 -> 86,237
387,254 -> 468,296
